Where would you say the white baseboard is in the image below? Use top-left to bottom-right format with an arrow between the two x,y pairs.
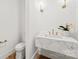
31,49 -> 39,59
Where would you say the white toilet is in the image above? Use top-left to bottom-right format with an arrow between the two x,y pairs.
15,42 -> 25,59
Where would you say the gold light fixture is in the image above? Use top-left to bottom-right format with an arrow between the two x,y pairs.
40,1 -> 44,12
62,0 -> 66,8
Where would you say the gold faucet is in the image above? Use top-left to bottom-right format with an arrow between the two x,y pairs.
0,40 -> 7,43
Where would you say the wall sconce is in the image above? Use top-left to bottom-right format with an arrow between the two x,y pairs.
62,0 -> 66,8
39,1 -> 45,12
58,0 -> 69,9
35,0 -> 47,13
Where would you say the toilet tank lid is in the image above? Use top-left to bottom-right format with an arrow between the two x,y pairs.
15,42 -> 25,50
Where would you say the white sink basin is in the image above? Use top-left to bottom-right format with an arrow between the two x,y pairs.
35,34 -> 78,58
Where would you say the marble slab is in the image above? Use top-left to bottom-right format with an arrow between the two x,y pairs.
35,34 -> 78,58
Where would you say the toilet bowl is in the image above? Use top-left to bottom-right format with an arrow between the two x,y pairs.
15,42 -> 25,59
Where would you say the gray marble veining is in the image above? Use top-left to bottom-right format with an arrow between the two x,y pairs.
35,34 -> 78,58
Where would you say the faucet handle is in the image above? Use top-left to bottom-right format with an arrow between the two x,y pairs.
52,29 -> 54,35
48,31 -> 51,36
56,32 -> 58,35
0,40 -> 7,43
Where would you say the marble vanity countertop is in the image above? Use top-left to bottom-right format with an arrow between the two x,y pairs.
35,34 -> 78,58
35,34 -> 77,44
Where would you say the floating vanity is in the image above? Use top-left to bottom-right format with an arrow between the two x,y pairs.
35,34 -> 78,59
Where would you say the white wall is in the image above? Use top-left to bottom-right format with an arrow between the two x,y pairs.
26,0 -> 78,59
0,0 -> 20,58
19,0 -> 25,42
